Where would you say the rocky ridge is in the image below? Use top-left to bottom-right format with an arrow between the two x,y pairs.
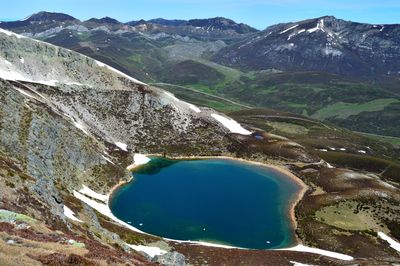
214,16 -> 400,77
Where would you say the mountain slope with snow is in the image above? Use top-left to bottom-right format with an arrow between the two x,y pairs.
214,16 -> 400,77
0,28 -> 246,153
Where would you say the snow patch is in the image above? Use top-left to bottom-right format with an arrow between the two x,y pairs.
280,24 -> 298,34
358,150 -> 366,154
0,28 -> 25,39
307,19 -> 325,33
102,155 -> 115,165
134,153 -> 150,165
61,113 -> 89,136
279,244 -> 353,261
22,14 -> 34,21
95,60 -> 146,85
326,162 -> 334,168
73,190 -> 145,234
0,67 -> 28,81
66,81 -> 85,86
13,87 -> 36,99
115,142 -> 128,151
290,261 -> 314,266
79,185 -> 109,202
126,244 -> 167,258
3,59 -> 12,66
187,103 -> 201,113
211,114 -> 251,135
297,29 -> 306,34
287,29 -> 305,41
166,239 -> 240,249
0,66 -> 58,86
71,119 -> 89,135
20,57 -> 24,64
164,91 -> 201,113
323,47 -> 342,57
287,33 -> 296,41
378,232 -> 400,252
127,154 -> 151,170
63,205 -> 82,223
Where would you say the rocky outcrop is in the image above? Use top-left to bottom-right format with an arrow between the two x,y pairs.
152,251 -> 186,266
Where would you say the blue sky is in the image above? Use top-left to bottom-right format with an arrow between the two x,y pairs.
1,0 -> 399,29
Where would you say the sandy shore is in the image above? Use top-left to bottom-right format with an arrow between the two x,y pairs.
113,154 -> 308,246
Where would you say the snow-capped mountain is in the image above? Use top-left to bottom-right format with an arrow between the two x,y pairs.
1,11 -> 257,41
214,16 -> 400,77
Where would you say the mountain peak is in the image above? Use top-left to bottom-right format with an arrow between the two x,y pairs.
23,11 -> 76,22
128,19 -> 147,26
186,17 -> 258,33
147,18 -> 187,26
87,16 -> 120,24
318,15 -> 337,20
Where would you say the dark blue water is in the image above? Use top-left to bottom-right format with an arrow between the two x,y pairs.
110,158 -> 302,249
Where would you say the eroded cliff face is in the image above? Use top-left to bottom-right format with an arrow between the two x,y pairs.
0,79 -> 154,265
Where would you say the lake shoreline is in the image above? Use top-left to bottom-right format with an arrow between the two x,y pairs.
111,154 -> 309,247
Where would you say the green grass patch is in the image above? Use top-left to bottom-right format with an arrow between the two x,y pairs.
315,201 -> 381,231
128,54 -> 144,64
311,98 -> 400,120
186,83 -> 215,94
264,121 -> 309,135
0,209 -> 36,224
359,132 -> 400,148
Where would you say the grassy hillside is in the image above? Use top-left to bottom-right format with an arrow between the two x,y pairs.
229,108 -> 400,181
158,67 -> 400,137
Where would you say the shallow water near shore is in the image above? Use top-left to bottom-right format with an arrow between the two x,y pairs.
110,157 -> 303,249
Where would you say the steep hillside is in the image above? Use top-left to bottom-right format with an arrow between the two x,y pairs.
214,16 -> 400,78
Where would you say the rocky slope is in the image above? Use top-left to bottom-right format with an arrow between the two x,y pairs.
127,17 -> 258,40
214,16 -> 400,78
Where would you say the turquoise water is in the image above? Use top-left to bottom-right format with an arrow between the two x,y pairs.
110,158 -> 302,249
